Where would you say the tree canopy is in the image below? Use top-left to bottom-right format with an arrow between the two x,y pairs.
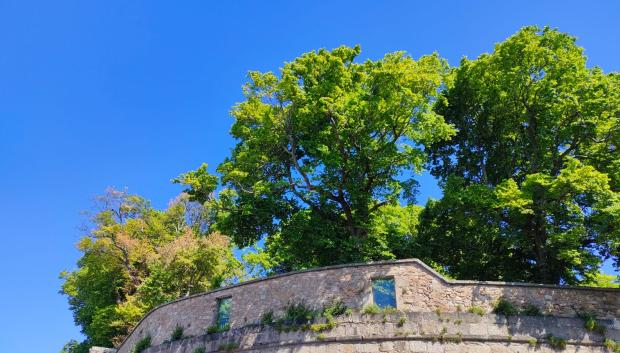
61,26 -> 620,353
421,26 -> 620,284
60,189 -> 241,352
186,45 -> 455,270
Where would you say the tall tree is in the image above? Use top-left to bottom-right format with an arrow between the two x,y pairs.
421,26 -> 620,284
178,46 -> 454,270
60,189 -> 241,351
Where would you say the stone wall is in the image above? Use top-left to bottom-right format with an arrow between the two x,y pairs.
116,259 -> 620,353
131,312 -> 620,353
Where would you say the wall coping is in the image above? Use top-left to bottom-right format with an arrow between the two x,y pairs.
117,258 -> 619,351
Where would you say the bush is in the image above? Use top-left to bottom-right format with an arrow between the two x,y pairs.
467,306 -> 486,316
260,310 -> 274,325
578,312 -> 606,335
604,339 -> 620,352
546,334 -> 567,350
132,335 -> 151,353
493,298 -> 518,317
170,325 -> 184,341
362,304 -> 381,314
192,347 -> 206,353
521,304 -> 542,316
283,302 -> 315,325
397,316 -> 406,327
322,300 -> 349,317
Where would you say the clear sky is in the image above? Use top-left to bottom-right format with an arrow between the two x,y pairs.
1,1 -> 619,352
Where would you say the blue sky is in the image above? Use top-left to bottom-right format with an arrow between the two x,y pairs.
1,1 -> 619,352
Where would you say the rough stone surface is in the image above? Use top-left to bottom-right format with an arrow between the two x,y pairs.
115,259 -> 620,353
90,347 -> 117,353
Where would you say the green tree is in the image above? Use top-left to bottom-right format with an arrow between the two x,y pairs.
179,45 -> 454,270
422,26 -> 620,284
60,188 -> 241,350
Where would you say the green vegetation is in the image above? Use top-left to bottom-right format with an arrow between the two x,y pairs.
361,304 -> 397,315
177,45 -> 453,271
604,339 -> 620,352
521,304 -> 542,317
217,342 -> 239,352
60,189 -> 241,350
493,298 -> 543,317
546,334 -> 567,350
492,298 -> 519,317
418,26 -> 620,285
528,338 -> 539,347
131,335 -> 151,353
578,312 -> 606,335
260,300 -> 351,333
467,306 -> 486,316
260,310 -> 275,326
61,26 -> 620,352
206,323 -> 230,334
397,316 -> 407,327
362,304 -> 381,315
170,325 -> 184,341
192,348 -> 206,353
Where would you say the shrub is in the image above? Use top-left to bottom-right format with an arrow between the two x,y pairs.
546,334 -> 567,350
578,312 -> 606,335
132,335 -> 151,353
397,316 -> 406,327
521,304 -> 542,316
322,300 -> 349,317
192,347 -> 206,353
170,325 -> 184,341
493,298 -> 519,317
283,302 -> 315,325
310,320 -> 335,332
604,339 -> 620,352
382,306 -> 398,314
362,304 -> 381,314
528,338 -> 538,346
260,310 -> 274,326
467,305 -> 486,316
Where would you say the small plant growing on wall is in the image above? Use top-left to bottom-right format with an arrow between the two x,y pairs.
206,323 -> 230,334
578,312 -> 606,335
260,310 -> 274,325
493,298 -> 519,317
170,325 -> 184,341
521,304 -> 542,316
217,342 -> 239,352
546,334 -> 567,350
192,347 -> 206,353
362,304 -> 381,314
131,335 -> 151,353
467,305 -> 486,316
604,339 -> 620,352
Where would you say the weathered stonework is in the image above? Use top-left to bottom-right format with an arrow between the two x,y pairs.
114,259 -> 620,353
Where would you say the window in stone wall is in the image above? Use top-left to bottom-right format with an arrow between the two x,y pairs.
372,277 -> 396,308
216,297 -> 232,329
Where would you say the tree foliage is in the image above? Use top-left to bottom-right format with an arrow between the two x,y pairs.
182,45 -> 454,270
61,28 -> 620,352
60,188 -> 241,350
422,26 -> 620,284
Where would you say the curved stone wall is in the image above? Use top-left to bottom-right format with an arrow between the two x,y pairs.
117,259 -> 620,353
